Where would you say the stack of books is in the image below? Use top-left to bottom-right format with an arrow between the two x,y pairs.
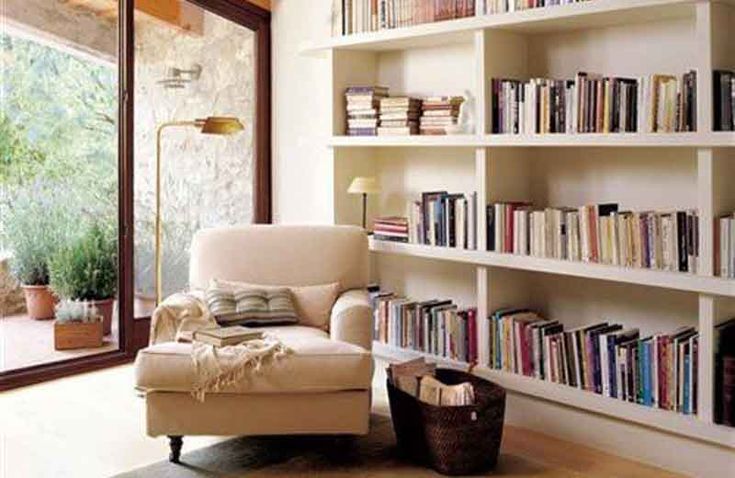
193,326 -> 263,347
419,96 -> 465,135
491,71 -> 697,134
345,86 -> 388,136
407,191 -> 478,249
388,358 -> 475,406
488,308 -> 700,416
715,318 -> 735,427
714,70 -> 735,131
487,202 -> 699,273
718,212 -> 735,278
373,216 -> 409,242
378,96 -> 421,135
373,290 -> 479,364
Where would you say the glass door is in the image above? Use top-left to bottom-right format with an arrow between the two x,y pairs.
0,0 -> 120,372
133,0 -> 257,316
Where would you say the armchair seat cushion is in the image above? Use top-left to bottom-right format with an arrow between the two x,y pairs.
135,325 -> 373,395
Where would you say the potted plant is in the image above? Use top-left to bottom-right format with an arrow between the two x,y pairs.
50,222 -> 118,335
3,189 -> 73,320
53,300 -> 103,350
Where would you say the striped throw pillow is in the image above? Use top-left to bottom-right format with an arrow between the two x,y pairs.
205,286 -> 299,326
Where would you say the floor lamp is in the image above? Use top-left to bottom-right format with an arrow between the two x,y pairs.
155,116 -> 244,304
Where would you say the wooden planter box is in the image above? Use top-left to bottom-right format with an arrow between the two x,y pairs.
54,320 -> 104,350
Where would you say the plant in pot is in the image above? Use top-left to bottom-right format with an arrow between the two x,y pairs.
54,300 -> 103,350
3,187 -> 73,320
50,222 -> 118,335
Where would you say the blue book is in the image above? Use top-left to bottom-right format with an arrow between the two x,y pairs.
641,338 -> 652,407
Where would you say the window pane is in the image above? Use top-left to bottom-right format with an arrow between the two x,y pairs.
133,0 -> 255,315
0,1 -> 119,370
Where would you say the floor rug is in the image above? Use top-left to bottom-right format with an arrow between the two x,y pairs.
114,414 -> 556,477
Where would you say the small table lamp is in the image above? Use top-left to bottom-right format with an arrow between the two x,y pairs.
348,176 -> 380,230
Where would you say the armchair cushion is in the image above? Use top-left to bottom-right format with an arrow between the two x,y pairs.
205,286 -> 299,326
330,289 -> 373,350
136,326 -> 373,394
212,279 -> 340,330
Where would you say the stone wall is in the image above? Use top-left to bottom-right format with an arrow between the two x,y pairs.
133,11 -> 255,297
0,255 -> 26,316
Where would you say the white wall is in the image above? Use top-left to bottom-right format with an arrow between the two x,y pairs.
271,0 -> 336,224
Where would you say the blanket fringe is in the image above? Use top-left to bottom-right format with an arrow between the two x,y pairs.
191,337 -> 291,402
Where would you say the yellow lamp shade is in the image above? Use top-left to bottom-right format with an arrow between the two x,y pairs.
348,176 -> 380,195
199,116 -> 244,135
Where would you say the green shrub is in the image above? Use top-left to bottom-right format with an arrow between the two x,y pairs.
3,184 -> 75,285
50,222 -> 117,300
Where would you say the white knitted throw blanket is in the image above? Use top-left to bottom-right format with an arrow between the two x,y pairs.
149,292 -> 290,401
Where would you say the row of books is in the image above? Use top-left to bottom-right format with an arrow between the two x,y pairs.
484,0 -> 587,14
407,191 -> 479,249
374,216 -> 410,242
487,203 -> 699,273
488,308 -> 700,415
714,318 -> 735,427
335,1 -> 588,36
714,70 -> 735,131
718,212 -> 735,279
372,290 -> 479,363
491,71 -> 698,134
346,86 -> 389,136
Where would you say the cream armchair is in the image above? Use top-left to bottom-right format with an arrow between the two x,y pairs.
134,225 -> 374,463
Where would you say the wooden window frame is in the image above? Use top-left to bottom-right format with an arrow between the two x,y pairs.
0,0 -> 271,391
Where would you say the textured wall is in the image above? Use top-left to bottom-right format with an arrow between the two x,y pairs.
133,11 -> 255,297
0,255 -> 25,316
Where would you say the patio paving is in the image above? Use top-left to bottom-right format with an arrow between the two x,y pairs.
0,313 -> 119,373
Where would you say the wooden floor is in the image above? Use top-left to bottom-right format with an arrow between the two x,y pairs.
0,360 -> 684,478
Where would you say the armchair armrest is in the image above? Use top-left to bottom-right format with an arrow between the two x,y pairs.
329,289 -> 372,351
149,290 -> 213,345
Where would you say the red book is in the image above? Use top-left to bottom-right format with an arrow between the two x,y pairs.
467,308 -> 477,363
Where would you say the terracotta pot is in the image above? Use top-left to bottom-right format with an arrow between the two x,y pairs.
22,285 -> 57,320
91,298 -> 115,335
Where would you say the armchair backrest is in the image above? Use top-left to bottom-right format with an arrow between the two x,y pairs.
189,225 -> 369,292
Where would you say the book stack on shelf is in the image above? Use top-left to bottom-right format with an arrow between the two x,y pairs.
419,96 -> 465,135
713,70 -> 735,131
718,212 -> 735,279
714,319 -> 735,427
487,203 -> 699,273
373,216 -> 410,242
378,96 -> 421,135
490,71 -> 697,134
345,86 -> 389,136
406,190 -> 478,249
488,308 -> 700,416
373,289 -> 479,363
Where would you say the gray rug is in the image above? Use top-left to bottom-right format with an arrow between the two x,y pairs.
114,414 -> 546,477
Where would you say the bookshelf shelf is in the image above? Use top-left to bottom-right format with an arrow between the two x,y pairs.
372,341 -> 735,447
369,238 -> 735,298
303,0 -> 709,53
314,0 -> 735,464
329,132 -> 735,148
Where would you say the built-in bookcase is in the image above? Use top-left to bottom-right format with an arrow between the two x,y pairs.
305,0 -> 735,453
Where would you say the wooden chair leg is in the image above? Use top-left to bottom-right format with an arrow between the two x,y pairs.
168,435 -> 183,463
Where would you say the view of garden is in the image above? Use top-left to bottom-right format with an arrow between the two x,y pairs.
0,30 -> 120,369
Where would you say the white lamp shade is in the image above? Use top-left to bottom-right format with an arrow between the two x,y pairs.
348,176 -> 380,195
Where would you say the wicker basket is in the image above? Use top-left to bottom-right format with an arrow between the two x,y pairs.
387,368 -> 506,476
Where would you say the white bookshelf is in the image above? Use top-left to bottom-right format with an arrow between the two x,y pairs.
311,0 -> 735,455
373,341 -> 735,447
